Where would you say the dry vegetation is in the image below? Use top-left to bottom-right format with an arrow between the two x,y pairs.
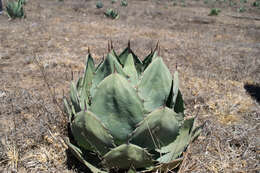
0,0 -> 259,172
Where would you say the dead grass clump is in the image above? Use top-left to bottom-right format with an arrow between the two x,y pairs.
0,84 -> 68,172
180,114 -> 260,172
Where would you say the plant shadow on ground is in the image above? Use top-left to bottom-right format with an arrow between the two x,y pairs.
66,124 -> 94,173
66,149 -> 91,173
244,83 -> 260,103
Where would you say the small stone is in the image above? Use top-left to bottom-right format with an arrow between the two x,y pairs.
0,53 -> 9,60
0,91 -> 6,98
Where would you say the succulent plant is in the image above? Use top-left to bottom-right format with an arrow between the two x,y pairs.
104,8 -> 119,19
252,0 -> 260,7
96,1 -> 104,9
64,41 -> 203,172
111,0 -> 117,4
6,0 -> 25,19
209,8 -> 221,16
120,0 -> 128,6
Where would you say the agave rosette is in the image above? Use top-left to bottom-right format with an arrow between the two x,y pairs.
64,42 -> 202,172
6,0 -> 25,19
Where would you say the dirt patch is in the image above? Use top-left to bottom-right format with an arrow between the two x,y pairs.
0,0 -> 259,172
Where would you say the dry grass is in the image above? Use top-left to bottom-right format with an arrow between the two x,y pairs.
0,0 -> 259,172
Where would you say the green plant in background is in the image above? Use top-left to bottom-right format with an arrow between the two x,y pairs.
111,0 -> 117,4
238,6 -> 246,12
96,1 -> 103,9
252,0 -> 260,7
170,0 -> 178,6
6,0 -> 25,19
172,0 -> 178,6
181,0 -> 186,6
229,0 -> 234,6
120,0 -> 128,6
204,0 -> 209,4
209,8 -> 221,15
19,0 -> 26,5
64,42 -> 203,172
240,0 -> 248,3
104,8 -> 119,19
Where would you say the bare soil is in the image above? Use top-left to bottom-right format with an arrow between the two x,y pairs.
0,0 -> 259,172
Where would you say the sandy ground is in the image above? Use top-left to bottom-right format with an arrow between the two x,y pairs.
0,0 -> 259,172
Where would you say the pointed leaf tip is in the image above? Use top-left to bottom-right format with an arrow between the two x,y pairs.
110,40 -> 114,50
128,40 -> 131,49
155,41 -> 159,52
165,80 -> 174,108
174,90 -> 184,114
108,40 -> 111,52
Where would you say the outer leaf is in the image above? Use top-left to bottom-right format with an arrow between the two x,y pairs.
174,90 -> 184,114
142,51 -> 158,71
172,71 -> 180,105
166,80 -> 174,108
90,52 -> 127,97
76,77 -> 83,90
190,118 -> 205,142
166,71 -> 184,116
166,72 -> 180,108
74,54 -> 95,110
102,144 -> 153,169
123,54 -> 138,85
138,58 -> 172,113
191,124 -> 204,142
118,46 -> 143,75
70,83 -> 81,113
130,107 -> 181,150
90,74 -> 144,145
78,96 -> 89,112
65,138 -> 107,173
71,111 -> 115,155
95,58 -> 104,72
80,54 -> 95,99
63,98 -> 72,122
76,78 -> 88,111
156,118 -> 195,163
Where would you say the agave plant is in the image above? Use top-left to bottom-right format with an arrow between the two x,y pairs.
96,1 -> 104,9
104,8 -> 119,19
6,0 -> 25,19
121,0 -> 128,6
209,8 -> 221,16
64,41 -> 203,172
